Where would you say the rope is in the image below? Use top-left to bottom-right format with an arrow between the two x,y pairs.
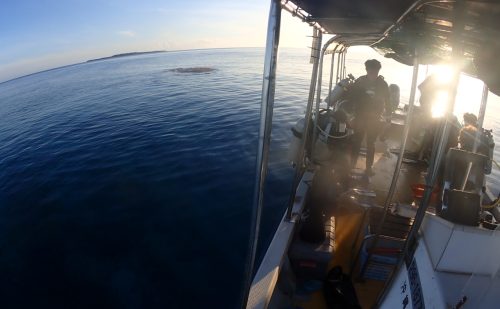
482,197 -> 500,209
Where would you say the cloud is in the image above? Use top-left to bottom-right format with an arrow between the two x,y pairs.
117,30 -> 136,37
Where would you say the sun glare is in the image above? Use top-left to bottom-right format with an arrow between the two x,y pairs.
454,76 -> 485,121
427,64 -> 484,121
431,65 -> 455,84
431,90 -> 449,118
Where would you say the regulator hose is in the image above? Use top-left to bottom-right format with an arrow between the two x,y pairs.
316,124 -> 350,139
482,195 -> 500,209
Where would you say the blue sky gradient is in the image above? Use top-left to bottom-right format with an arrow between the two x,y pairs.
1,0 -> 311,82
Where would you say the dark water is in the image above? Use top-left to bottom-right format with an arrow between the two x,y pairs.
0,48 -> 312,308
1,47 -> 499,308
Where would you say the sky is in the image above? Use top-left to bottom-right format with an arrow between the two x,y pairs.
0,0 -> 312,82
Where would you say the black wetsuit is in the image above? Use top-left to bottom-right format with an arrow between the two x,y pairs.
349,75 -> 390,170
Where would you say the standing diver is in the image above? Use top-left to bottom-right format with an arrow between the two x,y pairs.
349,59 -> 390,176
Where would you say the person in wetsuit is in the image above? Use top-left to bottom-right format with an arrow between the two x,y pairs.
458,113 -> 478,151
349,59 -> 390,176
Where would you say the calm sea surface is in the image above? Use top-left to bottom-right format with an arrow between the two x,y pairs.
0,47 -> 499,308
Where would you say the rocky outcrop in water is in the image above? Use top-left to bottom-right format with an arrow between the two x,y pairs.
167,67 -> 216,73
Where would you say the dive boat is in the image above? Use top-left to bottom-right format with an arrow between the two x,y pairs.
243,1 -> 500,308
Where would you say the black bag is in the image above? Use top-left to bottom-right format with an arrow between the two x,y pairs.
324,266 -> 361,309
442,189 -> 480,226
299,206 -> 325,243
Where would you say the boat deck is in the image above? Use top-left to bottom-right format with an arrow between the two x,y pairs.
295,127 -> 430,308
365,138 -> 427,206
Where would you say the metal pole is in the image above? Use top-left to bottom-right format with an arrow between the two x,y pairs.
383,57 -> 419,211
405,69 -> 459,262
341,49 -> 347,79
403,0 -> 465,263
326,44 -> 342,106
327,43 -> 340,106
338,49 -> 344,80
477,83 -> 488,130
312,37 -> 342,160
242,0 -> 281,306
327,46 -> 338,105
312,45 -> 327,154
376,65 -> 461,307
473,83 -> 489,151
461,163 -> 472,190
359,54 -> 419,278
335,49 -> 343,83
466,83 -> 488,191
285,28 -> 322,219
376,2 -> 465,306
468,83 -> 489,154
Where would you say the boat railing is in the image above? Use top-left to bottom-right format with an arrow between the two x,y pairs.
242,1 -> 282,307
285,27 -> 323,220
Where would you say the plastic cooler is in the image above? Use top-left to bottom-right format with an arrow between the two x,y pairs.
289,216 -> 335,280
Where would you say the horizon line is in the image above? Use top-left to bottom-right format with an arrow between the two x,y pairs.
0,46 -> 308,85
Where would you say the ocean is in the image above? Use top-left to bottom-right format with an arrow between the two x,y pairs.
0,47 -> 499,308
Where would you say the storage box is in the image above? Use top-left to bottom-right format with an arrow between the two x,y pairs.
442,189 -> 480,226
289,216 -> 335,280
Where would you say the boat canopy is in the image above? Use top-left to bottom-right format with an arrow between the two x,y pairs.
286,0 -> 500,95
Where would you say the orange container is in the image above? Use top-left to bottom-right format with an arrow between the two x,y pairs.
411,184 -> 440,203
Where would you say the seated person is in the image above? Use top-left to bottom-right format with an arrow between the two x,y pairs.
458,113 -> 478,152
441,113 -> 489,215
463,112 -> 478,127
458,112 -> 492,168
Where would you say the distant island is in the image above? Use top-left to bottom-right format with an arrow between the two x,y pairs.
86,51 -> 166,63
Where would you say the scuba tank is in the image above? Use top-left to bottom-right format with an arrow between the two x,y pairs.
324,74 -> 356,107
482,129 -> 495,174
287,117 -> 306,166
313,115 -> 333,163
312,108 -> 353,164
388,84 -> 400,112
